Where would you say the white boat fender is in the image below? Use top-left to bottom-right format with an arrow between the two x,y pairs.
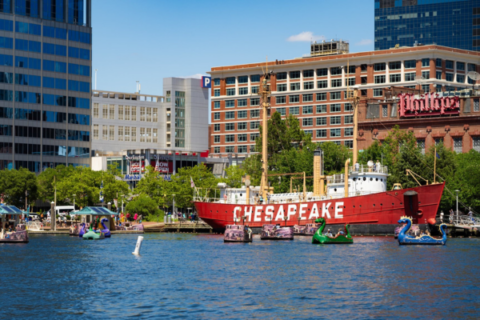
132,236 -> 144,255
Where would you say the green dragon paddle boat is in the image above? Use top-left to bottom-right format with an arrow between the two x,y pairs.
312,218 -> 353,244
82,226 -> 105,240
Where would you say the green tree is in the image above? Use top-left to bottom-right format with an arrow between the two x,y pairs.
358,140 -> 384,165
220,165 -> 246,188
320,141 -> 352,174
169,164 -> 218,209
135,166 -> 172,208
125,194 -> 163,222
0,168 -> 38,208
450,150 -> 480,212
37,165 -> 75,202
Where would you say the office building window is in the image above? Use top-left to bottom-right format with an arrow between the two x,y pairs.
290,106 -> 299,115
93,103 -> 99,118
226,146 -> 234,153
290,95 -> 299,103
317,68 -> 328,77
345,78 -> 355,86
302,118 -> 313,126
125,106 -> 130,121
250,121 -> 259,130
345,140 -> 353,148
446,73 -> 454,82
251,75 -> 260,82
382,105 -> 388,117
303,70 -> 314,78
131,107 -> 137,121
330,128 -> 341,137
251,98 -> 259,106
389,61 -> 401,70
404,60 -> 416,69
373,89 -> 383,97
345,115 -> 353,124
276,96 -> 286,104
226,88 -> 235,96
405,73 -> 416,81
374,63 -> 386,71
214,124 -> 220,132
316,129 -> 327,138
330,67 -> 341,75
226,77 -> 235,85
250,109 -> 259,118
303,94 -> 313,102
457,62 -> 465,71
238,110 -> 247,119
304,81 -> 314,90
345,103 -> 353,112
140,107 -> 146,121
239,87 -> 248,95
422,71 -> 430,79
213,78 -> 220,86
213,112 -> 220,120
316,117 -> 327,126
457,74 -> 465,83
238,99 -> 247,107
445,60 -> 453,69
473,137 -> 480,152
345,128 -> 353,137
118,105 -> 123,120
303,106 -> 313,114
330,116 -> 341,125
330,92 -> 341,100
226,100 -> 235,108
317,93 -> 327,101
238,134 -> 247,142
374,75 -> 385,84
214,89 -> 220,97
276,107 -> 286,116
225,135 -> 235,143
277,84 -> 287,92
93,125 -> 99,140
317,80 -> 327,88
277,72 -> 287,80
118,126 -> 123,141
109,125 -> 115,140
330,104 -> 341,113
131,127 -> 136,142
290,71 -> 300,79
436,59 -> 442,68
238,76 -> 248,84
251,86 -> 258,94
436,71 -> 442,80
213,147 -> 220,153
421,58 -> 430,67
250,133 -> 259,141
317,105 -> 327,113
290,82 -> 300,91
331,79 -> 342,87
225,112 -> 235,120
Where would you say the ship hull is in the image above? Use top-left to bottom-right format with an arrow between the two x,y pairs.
194,183 -> 445,235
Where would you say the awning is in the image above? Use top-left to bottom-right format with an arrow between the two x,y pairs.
0,205 -> 26,215
74,207 -> 119,216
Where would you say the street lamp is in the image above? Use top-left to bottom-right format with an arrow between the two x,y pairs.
455,190 -> 460,224
172,194 -> 176,217
73,194 -> 76,209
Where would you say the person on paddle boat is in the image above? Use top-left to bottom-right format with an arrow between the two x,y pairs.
325,229 -> 333,237
337,228 -> 345,236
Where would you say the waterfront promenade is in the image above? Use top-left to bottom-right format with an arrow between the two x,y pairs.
1,234 -> 479,319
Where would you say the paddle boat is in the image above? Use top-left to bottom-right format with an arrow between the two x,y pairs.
397,216 -> 447,245
312,218 -> 353,244
97,218 -> 111,237
294,222 -> 321,236
224,224 -> 253,243
83,226 -> 105,240
0,205 -> 29,243
260,224 -> 294,240
394,223 -> 420,239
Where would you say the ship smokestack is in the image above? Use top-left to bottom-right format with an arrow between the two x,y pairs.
313,147 -> 324,196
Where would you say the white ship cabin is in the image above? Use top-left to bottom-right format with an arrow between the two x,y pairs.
214,163 -> 388,204
326,164 -> 388,199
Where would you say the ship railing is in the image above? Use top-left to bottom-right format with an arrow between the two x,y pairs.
350,164 -> 388,174
193,188 -> 222,203
326,174 -> 345,184
453,215 -> 480,226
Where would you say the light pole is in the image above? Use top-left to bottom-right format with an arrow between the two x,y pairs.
73,194 -> 76,209
455,189 -> 460,224
25,190 -> 28,212
172,194 -> 176,217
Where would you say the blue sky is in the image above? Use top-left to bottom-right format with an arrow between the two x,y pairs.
92,0 -> 374,95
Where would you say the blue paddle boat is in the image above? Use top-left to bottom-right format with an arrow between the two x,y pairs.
398,216 -> 447,245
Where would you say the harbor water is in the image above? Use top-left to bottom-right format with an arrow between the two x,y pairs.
1,234 -> 479,319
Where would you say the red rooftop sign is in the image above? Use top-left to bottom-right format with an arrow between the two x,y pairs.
398,93 -> 460,117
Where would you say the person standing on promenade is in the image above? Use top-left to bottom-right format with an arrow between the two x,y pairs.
134,213 -> 138,224
468,208 -> 474,223
440,210 -> 444,223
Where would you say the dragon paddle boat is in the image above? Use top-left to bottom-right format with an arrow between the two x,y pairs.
260,224 -> 294,240
98,218 -> 111,237
224,224 -> 253,243
83,226 -> 105,240
397,216 -> 447,245
69,223 -> 86,237
0,205 -> 29,244
312,218 -> 353,244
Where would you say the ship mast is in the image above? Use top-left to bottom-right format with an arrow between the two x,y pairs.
259,59 -> 272,200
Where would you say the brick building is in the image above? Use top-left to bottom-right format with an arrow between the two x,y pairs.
208,43 -> 480,157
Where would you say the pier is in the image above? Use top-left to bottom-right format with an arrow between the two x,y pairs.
163,221 -> 213,233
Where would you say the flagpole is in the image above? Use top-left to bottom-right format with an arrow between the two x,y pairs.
434,147 -> 436,184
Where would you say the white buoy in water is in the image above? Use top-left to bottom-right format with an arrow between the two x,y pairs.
132,236 -> 144,255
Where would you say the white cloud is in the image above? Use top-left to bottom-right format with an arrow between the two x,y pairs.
184,73 -> 206,79
287,31 -> 325,42
356,39 -> 373,46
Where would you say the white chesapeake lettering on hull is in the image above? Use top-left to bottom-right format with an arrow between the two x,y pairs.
287,205 -> 296,220
322,203 -> 331,219
244,206 -> 253,222
309,203 -> 319,220
335,202 -> 344,219
233,207 -> 241,222
299,203 -> 308,220
254,206 -> 262,222
265,205 -> 274,221
275,205 -> 285,221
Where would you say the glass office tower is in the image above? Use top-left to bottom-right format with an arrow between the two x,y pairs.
375,0 -> 480,51
0,0 -> 92,172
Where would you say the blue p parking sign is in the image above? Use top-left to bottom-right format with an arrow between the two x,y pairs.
201,76 -> 211,88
